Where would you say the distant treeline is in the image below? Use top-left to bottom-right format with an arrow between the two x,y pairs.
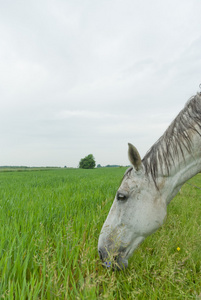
0,166 -> 61,172
97,164 -> 129,168
0,166 -> 60,169
0,166 -> 30,169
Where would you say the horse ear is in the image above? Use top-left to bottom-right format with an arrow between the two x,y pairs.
128,143 -> 142,171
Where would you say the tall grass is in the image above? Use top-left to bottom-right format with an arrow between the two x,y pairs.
0,168 -> 201,299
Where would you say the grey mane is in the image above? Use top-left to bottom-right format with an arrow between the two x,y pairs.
142,93 -> 201,187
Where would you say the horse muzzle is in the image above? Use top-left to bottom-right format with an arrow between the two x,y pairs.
98,247 -> 128,270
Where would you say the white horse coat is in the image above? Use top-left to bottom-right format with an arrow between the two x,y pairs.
98,93 -> 201,269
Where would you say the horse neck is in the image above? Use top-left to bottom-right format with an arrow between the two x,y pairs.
159,133 -> 201,205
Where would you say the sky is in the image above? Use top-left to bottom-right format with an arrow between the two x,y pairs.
1,0 -> 201,167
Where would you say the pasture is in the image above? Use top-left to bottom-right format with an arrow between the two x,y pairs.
0,167 -> 201,299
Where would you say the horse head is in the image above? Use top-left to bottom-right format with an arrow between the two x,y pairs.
98,143 -> 167,269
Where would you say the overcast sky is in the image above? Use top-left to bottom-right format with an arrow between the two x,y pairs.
1,0 -> 201,167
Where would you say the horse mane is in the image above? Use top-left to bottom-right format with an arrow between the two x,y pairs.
142,93 -> 201,188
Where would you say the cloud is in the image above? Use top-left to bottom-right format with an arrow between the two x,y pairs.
0,0 -> 201,166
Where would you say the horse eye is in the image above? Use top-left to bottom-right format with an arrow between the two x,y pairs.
117,192 -> 128,201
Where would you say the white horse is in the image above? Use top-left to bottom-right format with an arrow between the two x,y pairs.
98,92 -> 201,269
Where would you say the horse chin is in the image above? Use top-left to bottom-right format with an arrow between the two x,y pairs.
116,257 -> 128,270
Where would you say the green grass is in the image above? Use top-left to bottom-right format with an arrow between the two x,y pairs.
0,168 -> 201,299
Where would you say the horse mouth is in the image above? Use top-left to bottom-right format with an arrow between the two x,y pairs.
102,256 -> 128,270
98,248 -> 128,270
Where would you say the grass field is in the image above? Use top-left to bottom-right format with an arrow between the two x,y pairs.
0,167 -> 201,299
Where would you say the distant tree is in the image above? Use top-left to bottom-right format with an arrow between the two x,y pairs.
97,164 -> 102,168
79,154 -> 96,169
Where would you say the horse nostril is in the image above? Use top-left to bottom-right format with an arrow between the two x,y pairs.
98,249 -> 103,260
